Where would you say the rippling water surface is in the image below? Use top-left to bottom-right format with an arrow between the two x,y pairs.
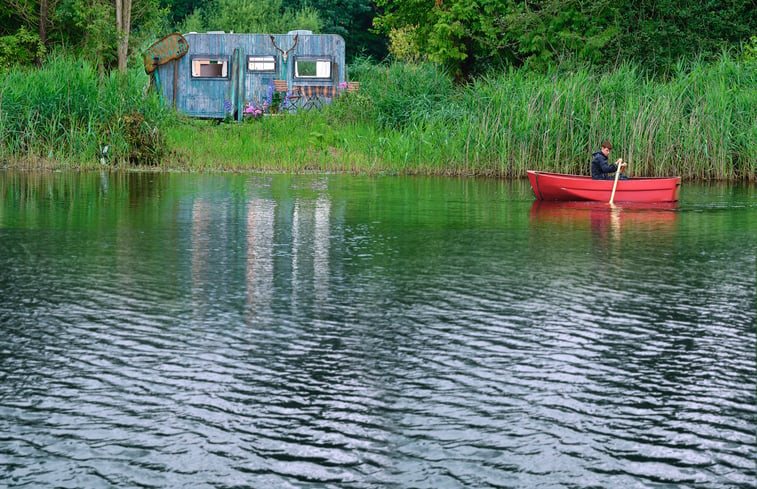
0,172 -> 755,488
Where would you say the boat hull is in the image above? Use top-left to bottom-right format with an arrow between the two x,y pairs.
527,171 -> 681,202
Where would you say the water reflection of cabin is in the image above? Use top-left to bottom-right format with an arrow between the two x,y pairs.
154,30 -> 346,120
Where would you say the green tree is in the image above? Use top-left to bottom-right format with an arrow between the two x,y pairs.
0,26 -> 44,68
189,0 -> 321,34
54,0 -> 163,74
283,0 -> 387,61
614,0 -> 757,74
159,0 -> 214,26
54,0 -> 118,73
1,0 -> 52,65
374,0 -> 515,77
2,0 -> 55,52
375,0 -> 757,77
375,0 -> 618,76
500,0 -> 618,70
115,0 -> 132,72
0,0 -> 164,72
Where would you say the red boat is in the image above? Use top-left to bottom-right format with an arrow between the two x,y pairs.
527,171 -> 681,203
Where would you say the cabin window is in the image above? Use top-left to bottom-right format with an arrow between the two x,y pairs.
191,56 -> 229,78
294,57 -> 332,79
247,55 -> 276,73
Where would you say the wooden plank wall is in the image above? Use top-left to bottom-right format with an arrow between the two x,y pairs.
156,33 -> 346,120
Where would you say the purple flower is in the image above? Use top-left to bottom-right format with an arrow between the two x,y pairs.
243,101 -> 265,119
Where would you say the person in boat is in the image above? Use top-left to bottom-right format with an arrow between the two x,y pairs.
591,141 -> 628,180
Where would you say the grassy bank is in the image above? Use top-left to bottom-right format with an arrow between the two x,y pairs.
2,55 -> 756,180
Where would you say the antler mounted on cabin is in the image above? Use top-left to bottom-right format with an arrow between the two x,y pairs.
270,34 -> 299,63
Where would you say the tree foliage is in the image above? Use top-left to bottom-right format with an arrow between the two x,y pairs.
160,0 -> 213,26
168,0 -> 386,61
0,0 -> 163,72
375,0 -> 757,77
282,0 -> 387,61
613,0 -> 757,74
0,0 -> 754,78
0,27 -> 44,68
200,0 -> 321,34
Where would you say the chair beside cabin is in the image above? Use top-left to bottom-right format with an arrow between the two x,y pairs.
273,79 -> 288,93
273,79 -> 302,111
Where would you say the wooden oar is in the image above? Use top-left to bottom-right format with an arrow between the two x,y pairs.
609,160 -> 623,205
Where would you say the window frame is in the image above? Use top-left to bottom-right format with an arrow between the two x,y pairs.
190,55 -> 230,79
293,56 -> 333,80
246,55 -> 277,74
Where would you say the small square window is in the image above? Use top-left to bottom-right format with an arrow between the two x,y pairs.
191,57 -> 229,78
248,55 -> 276,73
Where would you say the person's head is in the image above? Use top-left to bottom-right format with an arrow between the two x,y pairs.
601,140 -> 612,157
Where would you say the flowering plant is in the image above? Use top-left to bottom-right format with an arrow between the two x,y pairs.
243,102 -> 264,121
266,83 -> 283,113
223,99 -> 233,122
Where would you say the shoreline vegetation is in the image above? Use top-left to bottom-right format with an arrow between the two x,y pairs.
1,55 -> 755,181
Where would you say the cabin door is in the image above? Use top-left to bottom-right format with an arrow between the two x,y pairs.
228,49 -> 245,121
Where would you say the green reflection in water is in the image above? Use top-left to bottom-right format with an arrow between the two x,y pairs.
0,170 -> 755,488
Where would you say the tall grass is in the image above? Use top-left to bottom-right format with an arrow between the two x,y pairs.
332,55 -> 756,179
2,53 -> 754,180
165,109 -> 417,174
0,54 -> 173,167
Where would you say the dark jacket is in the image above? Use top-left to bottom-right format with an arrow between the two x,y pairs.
591,150 -> 618,180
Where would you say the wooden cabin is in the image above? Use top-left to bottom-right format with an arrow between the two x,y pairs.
150,31 -> 346,120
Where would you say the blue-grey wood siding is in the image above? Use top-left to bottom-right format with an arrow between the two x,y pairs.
155,33 -> 346,120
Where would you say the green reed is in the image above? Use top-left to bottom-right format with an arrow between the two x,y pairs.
0,54 -> 172,167
167,52 -> 755,179
2,53 -> 754,180
330,55 -> 756,180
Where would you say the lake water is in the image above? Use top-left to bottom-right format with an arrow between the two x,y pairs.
1,171 -> 755,488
